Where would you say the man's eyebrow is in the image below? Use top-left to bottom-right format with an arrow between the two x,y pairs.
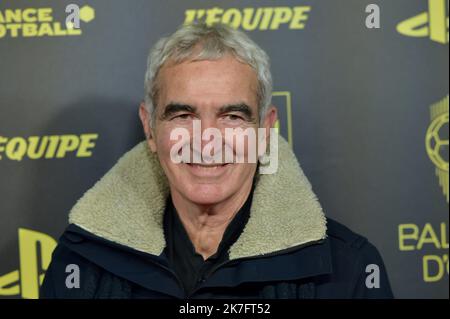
160,103 -> 197,120
218,103 -> 254,120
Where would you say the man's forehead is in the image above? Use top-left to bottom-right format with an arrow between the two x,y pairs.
157,57 -> 259,109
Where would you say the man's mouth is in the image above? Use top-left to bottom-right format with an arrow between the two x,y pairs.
183,162 -> 232,176
185,163 -> 230,168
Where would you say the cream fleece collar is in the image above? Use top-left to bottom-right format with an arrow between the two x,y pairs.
69,135 -> 327,260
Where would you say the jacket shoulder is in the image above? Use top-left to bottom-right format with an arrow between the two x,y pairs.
40,228 -> 104,298
325,218 -> 369,249
323,218 -> 394,298
41,225 -> 135,299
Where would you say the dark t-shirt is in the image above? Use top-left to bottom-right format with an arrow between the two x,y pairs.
163,186 -> 254,296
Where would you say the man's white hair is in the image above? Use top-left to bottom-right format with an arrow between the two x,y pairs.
144,22 -> 273,126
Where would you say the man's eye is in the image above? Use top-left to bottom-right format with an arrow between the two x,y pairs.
174,113 -> 192,120
224,114 -> 244,121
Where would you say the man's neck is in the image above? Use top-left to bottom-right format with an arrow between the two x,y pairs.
170,181 -> 253,260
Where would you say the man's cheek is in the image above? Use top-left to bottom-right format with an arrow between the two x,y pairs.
226,136 -> 256,163
157,132 -> 186,165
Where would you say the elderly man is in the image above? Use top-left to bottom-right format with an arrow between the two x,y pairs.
41,22 -> 393,299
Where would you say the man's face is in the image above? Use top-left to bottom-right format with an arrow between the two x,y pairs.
140,54 -> 276,206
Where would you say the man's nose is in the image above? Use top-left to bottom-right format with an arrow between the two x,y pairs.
198,118 -> 223,147
189,118 -> 224,159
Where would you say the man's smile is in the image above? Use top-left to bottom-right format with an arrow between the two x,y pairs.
184,162 -> 232,177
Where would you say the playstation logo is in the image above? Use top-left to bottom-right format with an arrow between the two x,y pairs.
397,0 -> 449,44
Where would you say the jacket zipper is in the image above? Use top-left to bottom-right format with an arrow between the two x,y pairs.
186,238 -> 326,298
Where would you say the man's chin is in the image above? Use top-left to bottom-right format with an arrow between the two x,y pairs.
181,185 -> 230,206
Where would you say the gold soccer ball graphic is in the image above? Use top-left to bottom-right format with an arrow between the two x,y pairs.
426,107 -> 449,172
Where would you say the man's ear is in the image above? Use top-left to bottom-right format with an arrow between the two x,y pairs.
263,105 -> 278,131
258,105 -> 278,157
139,102 -> 157,153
